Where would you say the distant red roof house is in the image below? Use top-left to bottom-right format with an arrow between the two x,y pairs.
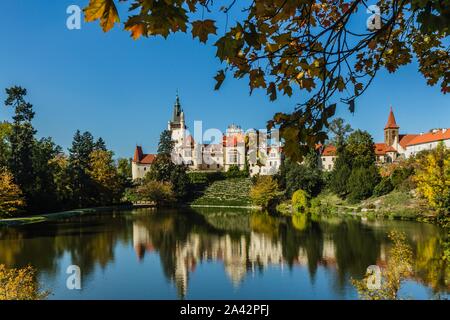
133,146 -> 156,164
321,145 -> 337,156
405,129 -> 450,146
398,134 -> 419,149
374,143 -> 397,155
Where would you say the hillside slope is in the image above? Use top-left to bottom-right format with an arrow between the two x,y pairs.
190,178 -> 253,207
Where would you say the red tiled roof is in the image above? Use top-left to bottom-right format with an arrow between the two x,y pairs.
399,134 -> 419,149
405,129 -> 450,146
133,146 -> 156,164
133,146 -> 143,163
385,107 -> 399,129
374,143 -> 397,155
184,135 -> 195,146
321,145 -> 336,156
222,133 -> 245,147
140,154 -> 156,164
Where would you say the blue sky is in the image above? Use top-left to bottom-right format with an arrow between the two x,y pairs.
0,1 -> 448,158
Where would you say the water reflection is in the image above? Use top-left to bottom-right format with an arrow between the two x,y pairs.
0,208 -> 448,299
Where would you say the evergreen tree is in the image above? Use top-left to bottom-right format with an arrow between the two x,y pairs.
94,137 -> 107,151
347,165 -> 380,203
4,86 -> 36,203
147,129 -> 189,202
157,130 -> 174,156
329,149 -> 353,198
31,137 -> 62,211
68,130 -> 96,208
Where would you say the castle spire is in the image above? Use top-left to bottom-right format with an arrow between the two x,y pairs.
385,106 -> 399,129
172,91 -> 182,124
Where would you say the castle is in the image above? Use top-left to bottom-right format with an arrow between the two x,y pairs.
132,94 -> 283,180
132,98 -> 449,179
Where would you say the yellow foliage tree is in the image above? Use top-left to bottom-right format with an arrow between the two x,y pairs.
292,189 -> 309,214
0,264 -> 48,300
88,150 -> 121,204
250,176 -> 279,209
0,170 -> 25,218
352,231 -> 413,300
414,142 -> 450,215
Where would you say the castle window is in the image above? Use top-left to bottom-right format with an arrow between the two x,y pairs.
229,150 -> 238,163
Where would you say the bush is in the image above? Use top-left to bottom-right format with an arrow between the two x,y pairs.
250,176 -> 279,208
391,166 -> 414,190
226,165 -> 248,178
292,189 -> 309,213
169,165 -> 190,201
0,264 -> 49,300
188,171 -> 225,185
347,166 -> 380,203
278,160 -> 323,198
374,176 -> 394,197
134,180 -> 176,206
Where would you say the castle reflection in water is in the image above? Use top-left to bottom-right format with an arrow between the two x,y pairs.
132,215 -> 391,298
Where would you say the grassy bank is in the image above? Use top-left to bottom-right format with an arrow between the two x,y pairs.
189,178 -> 254,207
276,190 -> 437,222
0,205 -> 138,227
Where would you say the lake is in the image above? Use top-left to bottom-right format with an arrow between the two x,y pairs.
0,207 -> 448,300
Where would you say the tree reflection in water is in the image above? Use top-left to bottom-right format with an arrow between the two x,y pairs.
0,208 -> 448,299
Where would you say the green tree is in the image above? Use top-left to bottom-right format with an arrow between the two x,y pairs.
94,137 -> 107,151
347,166 -> 380,203
147,129 -> 190,201
374,176 -> 394,197
277,159 -> 323,198
329,149 -> 353,197
329,118 -> 353,148
117,158 -> 132,179
68,130 -> 96,208
30,137 -> 62,211
157,129 -> 174,156
250,175 -> 279,209
346,130 -> 376,168
169,165 -> 190,201
49,154 -> 73,208
4,86 -> 36,204
84,0 -> 449,161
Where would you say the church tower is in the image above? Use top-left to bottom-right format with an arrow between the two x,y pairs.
168,92 -> 186,145
384,106 -> 399,147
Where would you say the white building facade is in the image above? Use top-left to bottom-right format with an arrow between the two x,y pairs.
132,95 -> 283,180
